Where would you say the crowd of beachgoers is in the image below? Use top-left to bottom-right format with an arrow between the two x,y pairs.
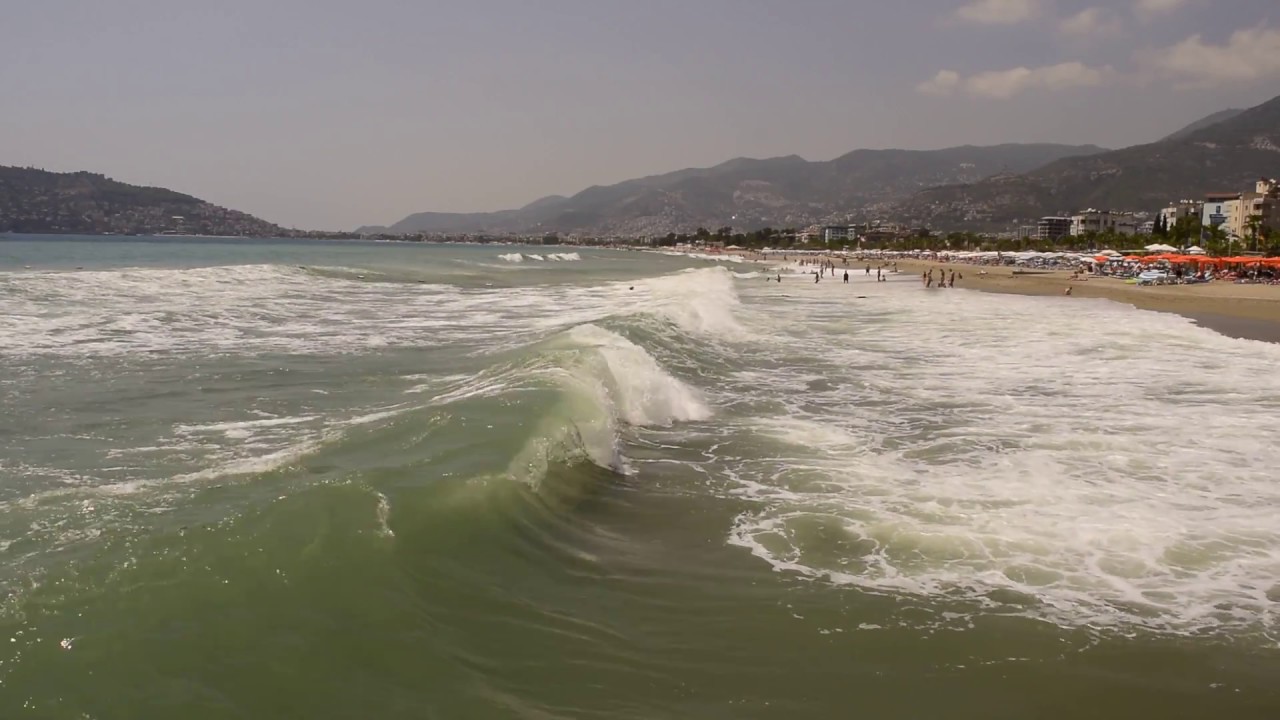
718,247 -> 1280,287
852,249 -> 1280,286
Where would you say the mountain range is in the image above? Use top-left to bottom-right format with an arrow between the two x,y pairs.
893,94 -> 1280,230
359,144 -> 1109,236
6,94 -> 1275,238
362,93 -> 1279,235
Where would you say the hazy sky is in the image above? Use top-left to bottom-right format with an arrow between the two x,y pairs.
3,0 -> 1278,229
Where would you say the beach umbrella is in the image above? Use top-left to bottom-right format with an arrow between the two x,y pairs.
1185,246 -> 1206,255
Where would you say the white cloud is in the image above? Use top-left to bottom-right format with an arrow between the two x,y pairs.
1138,26 -> 1280,85
916,70 -> 962,96
917,62 -> 1113,99
954,0 -> 1041,25
966,62 -> 1111,98
1059,7 -> 1126,38
1134,0 -> 1191,19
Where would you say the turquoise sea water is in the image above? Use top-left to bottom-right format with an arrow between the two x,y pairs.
1,236 -> 1279,718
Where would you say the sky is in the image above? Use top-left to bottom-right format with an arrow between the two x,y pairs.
3,0 -> 1278,230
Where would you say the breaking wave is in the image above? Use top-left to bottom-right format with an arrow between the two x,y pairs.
498,252 -> 582,263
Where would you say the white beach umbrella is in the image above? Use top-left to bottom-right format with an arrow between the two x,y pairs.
1185,246 -> 1207,255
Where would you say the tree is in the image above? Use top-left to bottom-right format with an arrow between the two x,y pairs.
1245,214 -> 1264,252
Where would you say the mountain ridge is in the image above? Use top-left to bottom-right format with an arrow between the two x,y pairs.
367,143 -> 1108,235
0,166 -> 288,236
1160,108 -> 1246,142
893,94 -> 1280,230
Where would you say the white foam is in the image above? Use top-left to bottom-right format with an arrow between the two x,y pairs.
504,323 -> 712,484
635,267 -> 747,340
176,415 -> 320,436
171,437 -> 325,483
565,324 -> 710,427
498,253 -> 525,263
659,250 -> 749,264
373,492 -> 394,539
716,277 -> 1280,635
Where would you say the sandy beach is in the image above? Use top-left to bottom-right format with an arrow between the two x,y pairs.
880,257 -> 1280,342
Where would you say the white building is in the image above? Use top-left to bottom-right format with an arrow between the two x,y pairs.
1070,209 -> 1138,237
823,226 -> 854,244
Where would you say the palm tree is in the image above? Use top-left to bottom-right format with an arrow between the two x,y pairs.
1245,214 -> 1264,253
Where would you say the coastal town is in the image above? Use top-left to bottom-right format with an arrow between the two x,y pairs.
365,176 -> 1280,258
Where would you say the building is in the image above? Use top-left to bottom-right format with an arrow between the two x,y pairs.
1160,200 -> 1203,230
823,226 -> 854,244
1202,193 -> 1240,230
1069,210 -> 1138,237
1138,221 -> 1155,235
1037,217 -> 1072,241
859,230 -> 898,246
1241,179 -> 1280,241
1249,178 -> 1280,237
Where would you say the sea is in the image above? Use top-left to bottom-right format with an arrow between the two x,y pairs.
1,235 -> 1278,719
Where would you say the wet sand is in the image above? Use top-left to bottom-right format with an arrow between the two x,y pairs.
852,258 -> 1280,343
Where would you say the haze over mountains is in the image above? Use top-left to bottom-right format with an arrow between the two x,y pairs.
359,144 -> 1108,236
359,93 -> 1278,235
895,94 -> 1280,230
4,95 -> 1275,238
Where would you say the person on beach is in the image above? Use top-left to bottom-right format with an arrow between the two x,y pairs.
843,270 -> 849,284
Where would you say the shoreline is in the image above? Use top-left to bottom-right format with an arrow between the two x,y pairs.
878,257 -> 1280,343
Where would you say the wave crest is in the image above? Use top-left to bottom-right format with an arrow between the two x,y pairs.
498,252 -> 581,263
508,324 -> 710,486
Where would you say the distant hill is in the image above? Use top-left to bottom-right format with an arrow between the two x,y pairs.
0,166 -> 287,236
894,94 -> 1280,229
367,143 -> 1107,235
1160,108 -> 1245,142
